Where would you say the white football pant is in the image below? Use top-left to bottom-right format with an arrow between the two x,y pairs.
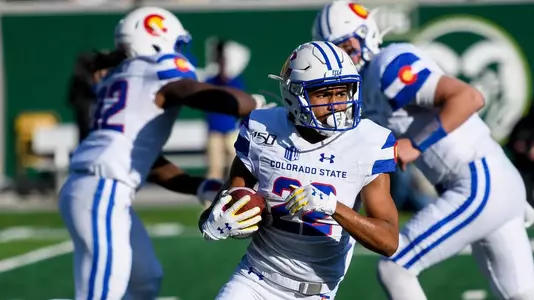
216,257 -> 337,300
59,173 -> 163,300
378,154 -> 534,300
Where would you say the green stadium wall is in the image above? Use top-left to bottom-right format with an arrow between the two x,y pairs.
2,3 -> 533,177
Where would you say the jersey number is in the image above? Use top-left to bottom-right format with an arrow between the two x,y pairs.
92,80 -> 128,132
271,176 -> 336,236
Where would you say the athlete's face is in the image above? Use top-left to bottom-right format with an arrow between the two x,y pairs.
336,37 -> 362,65
307,84 -> 350,124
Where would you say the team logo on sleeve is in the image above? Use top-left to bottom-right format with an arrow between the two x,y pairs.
174,57 -> 191,72
144,14 -> 167,36
348,3 -> 369,19
398,65 -> 418,85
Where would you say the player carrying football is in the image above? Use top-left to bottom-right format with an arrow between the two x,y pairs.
199,41 -> 399,299
313,2 -> 534,299
58,6 -> 267,300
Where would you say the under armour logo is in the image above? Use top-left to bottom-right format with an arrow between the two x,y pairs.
217,223 -> 232,234
319,153 -> 335,163
247,267 -> 264,280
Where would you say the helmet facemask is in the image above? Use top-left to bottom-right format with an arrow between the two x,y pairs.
331,20 -> 384,72
284,75 -> 362,137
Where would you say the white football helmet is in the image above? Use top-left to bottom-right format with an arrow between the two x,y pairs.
114,6 -> 191,58
268,41 -> 362,137
312,1 -> 385,71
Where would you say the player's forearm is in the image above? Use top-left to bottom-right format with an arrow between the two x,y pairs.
438,86 -> 484,134
152,173 -> 205,195
332,202 -> 398,257
157,79 -> 256,116
147,156 -> 204,195
180,88 -> 256,117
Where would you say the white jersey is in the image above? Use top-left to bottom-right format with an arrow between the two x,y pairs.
235,107 -> 397,284
362,43 -> 502,185
69,53 -> 196,188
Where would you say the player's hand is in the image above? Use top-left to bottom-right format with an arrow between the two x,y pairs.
201,191 -> 262,241
285,184 -> 337,216
397,138 -> 421,171
251,94 -> 277,110
196,179 -> 224,209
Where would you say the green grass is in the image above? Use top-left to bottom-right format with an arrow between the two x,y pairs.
0,207 -> 519,300
0,205 -> 203,230
0,239 -> 65,260
0,235 -> 499,300
0,205 -> 413,230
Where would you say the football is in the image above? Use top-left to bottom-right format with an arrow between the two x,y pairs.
223,187 -> 265,216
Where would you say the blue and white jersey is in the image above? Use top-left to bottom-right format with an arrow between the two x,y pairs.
362,43 -> 502,185
235,107 -> 396,283
69,53 -> 197,189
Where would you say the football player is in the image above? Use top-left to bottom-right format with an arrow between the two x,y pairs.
199,41 -> 399,300
58,6 -> 265,300
313,2 -> 534,299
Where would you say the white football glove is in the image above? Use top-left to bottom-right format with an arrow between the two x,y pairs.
196,179 -> 224,209
251,94 -> 277,110
201,191 -> 262,241
285,184 -> 338,216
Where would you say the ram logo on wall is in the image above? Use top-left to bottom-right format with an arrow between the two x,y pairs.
412,16 -> 531,143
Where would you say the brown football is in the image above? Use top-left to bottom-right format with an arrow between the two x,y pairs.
223,187 -> 266,216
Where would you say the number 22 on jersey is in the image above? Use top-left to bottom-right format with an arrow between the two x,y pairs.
271,176 -> 337,236
92,80 -> 128,132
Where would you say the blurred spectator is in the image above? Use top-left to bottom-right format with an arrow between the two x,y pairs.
506,101 -> 534,206
206,40 -> 244,179
204,39 -> 246,179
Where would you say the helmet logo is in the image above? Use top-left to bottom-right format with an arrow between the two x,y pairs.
398,65 -> 417,85
174,57 -> 190,72
280,52 -> 297,78
348,4 -> 369,19
144,14 -> 168,36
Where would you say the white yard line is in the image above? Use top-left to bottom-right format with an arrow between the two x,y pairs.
0,222 -> 532,275
0,223 -> 186,275
0,240 -> 73,273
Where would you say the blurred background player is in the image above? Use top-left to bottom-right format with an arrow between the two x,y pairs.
58,6 -> 264,300
199,41 -> 399,300
67,49 -> 127,144
313,2 -> 534,299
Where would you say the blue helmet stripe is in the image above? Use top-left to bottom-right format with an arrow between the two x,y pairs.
325,4 -> 332,37
311,42 -> 332,70
324,42 -> 342,69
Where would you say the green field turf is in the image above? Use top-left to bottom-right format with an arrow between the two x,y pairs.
0,205 -> 527,300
